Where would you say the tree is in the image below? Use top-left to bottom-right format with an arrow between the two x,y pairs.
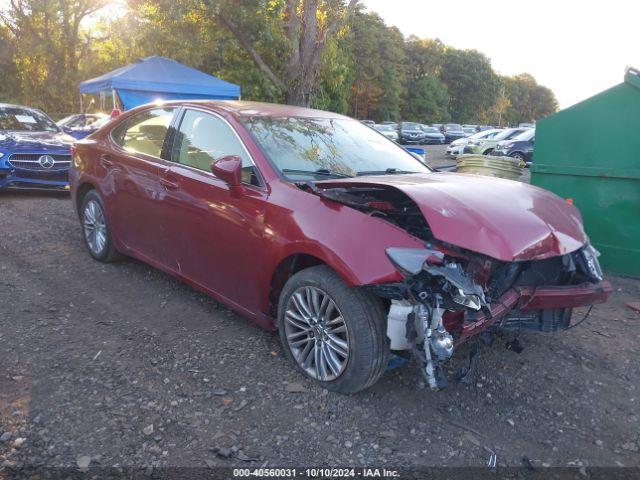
403,37 -> 444,81
1,0 -> 559,124
439,48 -> 500,123
0,24 -> 20,103
501,73 -> 558,124
401,37 -> 449,122
347,11 -> 404,120
487,84 -> 511,126
401,75 -> 449,123
210,0 -> 360,106
1,0 -> 107,114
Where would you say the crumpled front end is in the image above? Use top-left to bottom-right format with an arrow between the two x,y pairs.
306,177 -> 612,389
370,243 -> 611,389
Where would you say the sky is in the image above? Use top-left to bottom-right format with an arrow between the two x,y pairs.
361,0 -> 639,108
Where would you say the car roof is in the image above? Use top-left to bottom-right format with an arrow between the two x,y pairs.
157,100 -> 349,120
0,102 -> 40,111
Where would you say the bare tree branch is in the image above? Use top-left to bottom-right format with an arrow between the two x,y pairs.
217,14 -> 287,93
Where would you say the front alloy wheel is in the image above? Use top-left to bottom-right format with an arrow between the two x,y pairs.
284,286 -> 349,381
278,266 -> 389,394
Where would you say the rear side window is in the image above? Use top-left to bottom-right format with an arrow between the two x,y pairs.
111,108 -> 176,158
172,109 -> 260,186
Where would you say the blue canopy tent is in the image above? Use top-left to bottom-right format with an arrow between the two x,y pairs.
79,56 -> 241,110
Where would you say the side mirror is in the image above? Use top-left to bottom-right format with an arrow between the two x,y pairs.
211,155 -> 243,187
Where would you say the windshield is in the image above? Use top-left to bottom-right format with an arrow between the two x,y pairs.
472,129 -> 501,139
512,129 -> 535,141
58,114 -> 106,129
444,124 -> 463,132
374,124 -> 394,132
422,126 -> 439,133
401,122 -> 422,131
0,106 -> 59,132
493,128 -> 523,141
242,117 -> 431,180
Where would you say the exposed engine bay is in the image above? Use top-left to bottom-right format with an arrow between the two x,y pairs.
304,181 -> 612,389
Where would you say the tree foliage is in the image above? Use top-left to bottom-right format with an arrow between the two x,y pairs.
500,73 -> 558,124
1,0 -> 107,113
347,10 -> 404,121
0,0 -> 558,123
439,48 -> 501,123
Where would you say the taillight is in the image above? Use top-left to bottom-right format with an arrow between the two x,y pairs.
70,144 -> 77,155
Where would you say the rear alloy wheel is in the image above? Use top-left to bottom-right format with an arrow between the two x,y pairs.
278,266 -> 389,394
80,190 -> 122,262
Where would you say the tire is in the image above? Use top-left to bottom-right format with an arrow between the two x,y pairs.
79,190 -> 122,262
483,148 -> 494,155
277,265 -> 390,394
511,152 -> 525,162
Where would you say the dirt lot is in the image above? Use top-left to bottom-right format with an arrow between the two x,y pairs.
1,173 -> 639,474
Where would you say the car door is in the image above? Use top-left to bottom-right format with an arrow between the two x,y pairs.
157,107 -> 269,313
105,107 -> 177,262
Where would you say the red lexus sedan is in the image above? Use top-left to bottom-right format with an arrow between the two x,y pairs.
70,101 -> 611,393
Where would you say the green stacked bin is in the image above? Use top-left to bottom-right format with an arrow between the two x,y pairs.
531,68 -> 640,277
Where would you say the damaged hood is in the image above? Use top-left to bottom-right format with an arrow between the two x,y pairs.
316,172 -> 586,261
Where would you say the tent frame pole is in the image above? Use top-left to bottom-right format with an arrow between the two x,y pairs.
79,93 -> 84,114
112,89 -> 117,110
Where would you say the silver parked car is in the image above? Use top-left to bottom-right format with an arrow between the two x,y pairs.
446,129 -> 503,157
374,123 -> 399,142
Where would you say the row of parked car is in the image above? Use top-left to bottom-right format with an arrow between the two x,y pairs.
446,127 -> 535,165
361,120 -> 536,166
362,120 -> 531,144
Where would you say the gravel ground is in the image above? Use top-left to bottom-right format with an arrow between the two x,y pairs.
0,183 -> 639,474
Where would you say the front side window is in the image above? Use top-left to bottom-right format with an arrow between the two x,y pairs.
111,108 -> 176,158
172,109 -> 259,186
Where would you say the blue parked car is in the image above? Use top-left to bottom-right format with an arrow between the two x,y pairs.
0,103 -> 74,191
57,113 -> 108,140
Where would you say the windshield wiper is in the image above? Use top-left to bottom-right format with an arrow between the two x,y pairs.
282,168 -> 352,179
356,168 -> 418,176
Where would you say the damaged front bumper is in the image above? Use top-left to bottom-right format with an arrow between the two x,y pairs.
371,244 -> 612,390
458,280 -> 612,343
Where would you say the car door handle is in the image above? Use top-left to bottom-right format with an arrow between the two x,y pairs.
100,154 -> 113,168
160,174 -> 179,190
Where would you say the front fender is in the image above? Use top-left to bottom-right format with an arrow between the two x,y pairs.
259,184 -> 426,311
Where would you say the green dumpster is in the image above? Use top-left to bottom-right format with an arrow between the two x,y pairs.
531,67 -> 640,277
